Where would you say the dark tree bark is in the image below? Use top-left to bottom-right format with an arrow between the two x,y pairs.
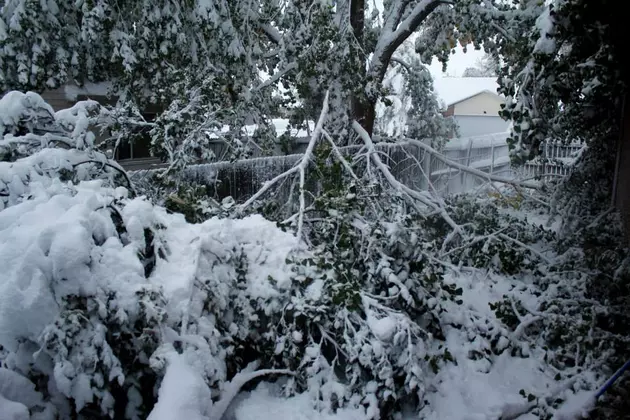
349,0 -> 374,135
350,0 -> 442,137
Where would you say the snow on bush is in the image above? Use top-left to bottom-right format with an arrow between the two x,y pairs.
0,91 -> 616,420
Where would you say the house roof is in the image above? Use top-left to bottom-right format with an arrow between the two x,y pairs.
432,77 -> 502,108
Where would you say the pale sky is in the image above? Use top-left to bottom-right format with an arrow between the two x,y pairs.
426,45 -> 486,79
369,0 -> 486,79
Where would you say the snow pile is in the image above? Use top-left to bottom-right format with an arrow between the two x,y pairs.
0,91 -> 607,420
554,390 -> 597,420
147,355 -> 213,420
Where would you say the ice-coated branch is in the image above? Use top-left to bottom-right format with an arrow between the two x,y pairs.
238,91 -> 330,244
398,137 -> 541,190
352,121 -> 463,241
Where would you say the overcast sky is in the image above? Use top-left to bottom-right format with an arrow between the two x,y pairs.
369,0 -> 486,79
426,45 -> 486,79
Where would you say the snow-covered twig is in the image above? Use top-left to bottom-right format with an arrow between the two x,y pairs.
497,232 -> 553,265
398,137 -> 541,190
352,121 -> 463,245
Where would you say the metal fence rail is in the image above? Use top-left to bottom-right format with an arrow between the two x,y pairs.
129,133 -> 582,202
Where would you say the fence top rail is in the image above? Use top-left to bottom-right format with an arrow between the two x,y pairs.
443,132 -> 510,151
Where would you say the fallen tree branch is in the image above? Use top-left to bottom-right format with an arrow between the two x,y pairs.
498,232 -> 553,265
397,137 -> 541,190
322,129 -> 360,181
296,90 -> 329,241
239,91 -> 329,244
352,121 -> 463,247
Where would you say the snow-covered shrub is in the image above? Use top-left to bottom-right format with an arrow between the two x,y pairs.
0,91 -> 131,209
0,91 -> 168,418
0,91 -> 304,419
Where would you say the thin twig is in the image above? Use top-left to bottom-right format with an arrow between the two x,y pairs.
352,121 -> 463,245
398,137 -> 541,190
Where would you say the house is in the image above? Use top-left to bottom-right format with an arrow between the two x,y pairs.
432,77 -> 510,138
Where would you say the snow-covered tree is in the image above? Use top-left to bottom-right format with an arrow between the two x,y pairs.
2,0 -> 546,170
462,53 -> 499,77
497,0 -> 625,230
498,1 -> 630,415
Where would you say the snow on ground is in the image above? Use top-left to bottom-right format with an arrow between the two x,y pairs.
0,181 -> 591,419
228,383 -> 367,420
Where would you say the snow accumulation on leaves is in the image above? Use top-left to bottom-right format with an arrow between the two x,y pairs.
0,90 -> 610,420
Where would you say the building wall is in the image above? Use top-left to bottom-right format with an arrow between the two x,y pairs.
453,92 -> 504,116
453,115 -> 510,138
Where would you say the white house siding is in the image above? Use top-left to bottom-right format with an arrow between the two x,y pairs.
453,115 -> 510,138
453,91 -> 504,116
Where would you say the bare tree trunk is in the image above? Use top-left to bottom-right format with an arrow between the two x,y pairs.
349,0 -> 377,136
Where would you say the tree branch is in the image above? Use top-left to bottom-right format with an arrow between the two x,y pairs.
251,62 -> 298,92
398,137 -> 541,190
370,0 -> 442,83
238,91 -> 330,245
73,159 -> 136,195
390,56 -> 414,73
497,232 -> 553,265
352,121 -> 463,244
296,90 -> 329,241
259,23 -> 282,44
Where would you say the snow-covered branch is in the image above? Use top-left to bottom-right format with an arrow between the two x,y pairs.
210,363 -> 294,420
296,90 -> 329,241
397,137 -> 541,190
238,90 -> 329,244
370,0 -> 441,82
259,23 -> 283,44
352,120 -> 463,241
498,233 -> 552,265
251,62 -> 298,92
